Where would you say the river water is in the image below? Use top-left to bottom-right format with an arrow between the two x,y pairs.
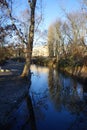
6,65 -> 87,130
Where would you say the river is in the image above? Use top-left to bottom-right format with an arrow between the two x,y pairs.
5,65 -> 87,130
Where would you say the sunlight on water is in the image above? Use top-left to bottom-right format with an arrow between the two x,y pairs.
30,65 -> 49,73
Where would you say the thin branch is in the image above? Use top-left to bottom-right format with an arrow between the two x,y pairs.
2,0 -> 27,45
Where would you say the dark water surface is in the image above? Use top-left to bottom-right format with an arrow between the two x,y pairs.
5,65 -> 87,130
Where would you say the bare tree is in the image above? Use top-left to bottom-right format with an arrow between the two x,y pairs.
53,20 -> 66,61
81,0 -> 87,11
21,0 -> 37,77
47,25 -> 55,57
0,0 -> 38,77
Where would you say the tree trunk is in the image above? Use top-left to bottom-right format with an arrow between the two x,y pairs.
21,0 -> 36,77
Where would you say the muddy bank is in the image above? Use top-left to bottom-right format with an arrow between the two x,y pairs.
0,60 -> 30,126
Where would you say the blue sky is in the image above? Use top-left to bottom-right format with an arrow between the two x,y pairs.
11,0 -> 81,45
14,0 -> 81,30
43,0 -> 81,29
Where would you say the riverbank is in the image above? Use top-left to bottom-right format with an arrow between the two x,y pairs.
58,66 -> 87,84
32,56 -> 87,84
0,60 -> 30,127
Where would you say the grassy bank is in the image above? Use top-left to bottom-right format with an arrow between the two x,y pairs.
58,57 -> 87,84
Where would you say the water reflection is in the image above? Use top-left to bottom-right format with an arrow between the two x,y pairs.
48,68 -> 85,112
48,68 -> 87,129
30,66 -> 87,130
2,65 -> 87,130
25,94 -> 37,130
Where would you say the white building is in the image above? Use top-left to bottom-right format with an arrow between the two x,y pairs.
32,45 -> 49,57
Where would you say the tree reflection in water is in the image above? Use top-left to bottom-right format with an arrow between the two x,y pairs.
24,94 -> 37,130
48,68 -> 87,129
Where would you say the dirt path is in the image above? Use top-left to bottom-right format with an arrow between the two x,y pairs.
0,60 -> 30,126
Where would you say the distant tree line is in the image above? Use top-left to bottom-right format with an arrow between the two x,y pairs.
47,3 -> 87,75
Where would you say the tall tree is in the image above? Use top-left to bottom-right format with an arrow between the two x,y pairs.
0,0 -> 37,77
47,25 -> 55,57
21,0 -> 37,77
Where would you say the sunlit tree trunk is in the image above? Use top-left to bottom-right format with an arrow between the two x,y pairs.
21,0 -> 36,77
